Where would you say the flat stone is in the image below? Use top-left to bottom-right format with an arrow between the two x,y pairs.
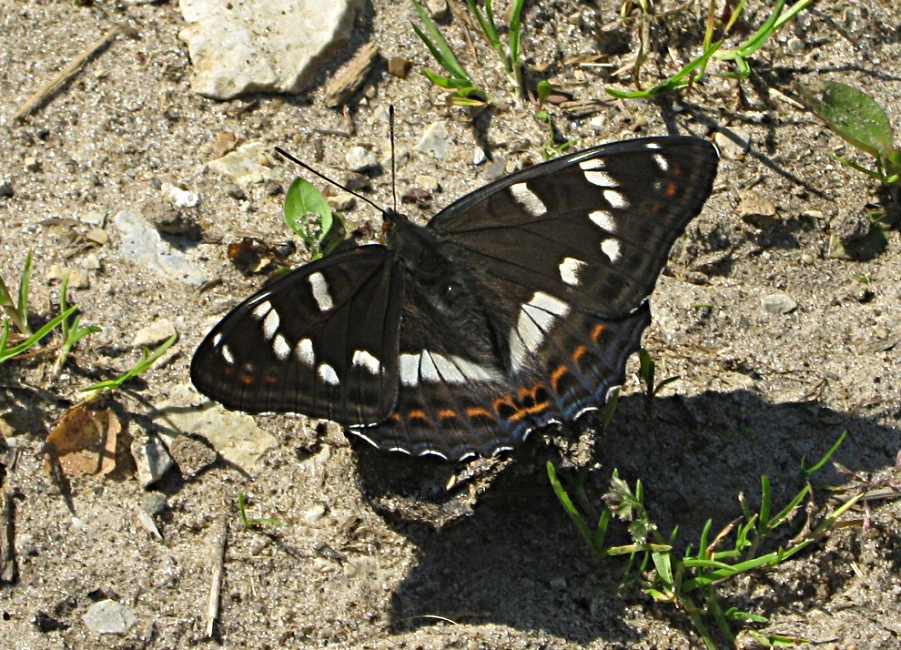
82,600 -> 138,635
414,174 -> 440,192
132,319 -> 177,348
113,210 -> 210,286
714,128 -> 751,159
207,142 -> 279,186
154,385 -> 278,474
179,0 -> 362,99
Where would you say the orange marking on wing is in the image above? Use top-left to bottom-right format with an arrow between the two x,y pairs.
664,181 -> 679,198
550,364 -> 569,392
572,345 -> 588,363
406,409 -> 429,422
590,323 -> 605,341
651,201 -> 662,213
238,372 -> 255,385
466,407 -> 493,420
388,412 -> 402,423
264,374 -> 278,384
437,408 -> 457,420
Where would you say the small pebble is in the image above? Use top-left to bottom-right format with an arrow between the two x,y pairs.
345,146 -> 379,173
24,157 -> 41,172
761,292 -> 797,315
415,121 -> 451,161
82,600 -> 138,635
0,180 -> 13,197
414,174 -> 440,193
132,319 -> 177,348
387,56 -> 412,79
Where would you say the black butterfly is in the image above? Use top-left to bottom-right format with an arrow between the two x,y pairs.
191,136 -> 718,461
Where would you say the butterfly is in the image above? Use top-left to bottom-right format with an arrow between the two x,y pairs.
191,136 -> 718,461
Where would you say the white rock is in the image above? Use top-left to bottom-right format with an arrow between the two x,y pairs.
415,121 -> 451,160
179,0 -> 363,99
161,182 -> 200,208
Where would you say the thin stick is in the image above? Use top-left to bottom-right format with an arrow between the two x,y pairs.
13,26 -> 121,121
205,513 -> 228,638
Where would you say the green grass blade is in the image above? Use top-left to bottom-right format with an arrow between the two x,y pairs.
411,0 -> 473,83
82,334 -> 177,394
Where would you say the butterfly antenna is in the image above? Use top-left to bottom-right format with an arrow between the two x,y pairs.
273,147 -> 385,215
389,105 -> 397,214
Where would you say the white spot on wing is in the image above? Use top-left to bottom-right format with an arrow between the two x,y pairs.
317,363 -> 340,386
653,153 -> 669,172
294,338 -> 314,366
578,159 -> 605,171
583,170 -> 618,188
589,210 -> 616,232
272,333 -> 290,360
559,257 -> 586,286
251,301 -> 271,320
221,344 -> 235,365
352,349 -> 381,375
308,272 -> 334,311
399,353 -> 420,387
645,142 -> 662,150
212,333 -> 222,346
262,309 -> 279,340
603,189 -> 629,209
601,238 -> 622,263
509,182 -> 547,216
510,291 -> 571,372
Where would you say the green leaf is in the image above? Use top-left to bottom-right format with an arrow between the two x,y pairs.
536,80 -> 553,106
284,177 -> 330,239
798,81 -> 896,159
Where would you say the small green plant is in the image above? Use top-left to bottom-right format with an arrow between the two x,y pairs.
637,348 -> 679,406
0,309 -> 76,364
51,272 -> 102,377
283,177 -> 345,261
0,250 -> 35,335
237,491 -> 283,530
797,81 -> 901,187
607,0 -> 814,99
548,432 -> 857,647
410,0 -> 526,106
81,335 -> 177,397
0,251 -> 82,364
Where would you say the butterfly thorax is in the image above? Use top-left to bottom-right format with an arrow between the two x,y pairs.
384,210 -> 505,366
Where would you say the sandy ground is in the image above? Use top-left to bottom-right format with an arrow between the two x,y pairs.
1,1 -> 899,648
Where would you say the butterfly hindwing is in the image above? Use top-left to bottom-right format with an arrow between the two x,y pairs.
191,245 -> 404,424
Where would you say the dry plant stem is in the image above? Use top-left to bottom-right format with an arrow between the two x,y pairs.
0,488 -> 17,583
205,513 -> 228,638
12,26 -> 121,121
324,42 -> 380,108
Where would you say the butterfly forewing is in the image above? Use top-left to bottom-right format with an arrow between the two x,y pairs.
432,137 -> 718,318
191,245 -> 404,424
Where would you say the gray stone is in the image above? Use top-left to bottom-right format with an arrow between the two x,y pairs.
131,435 -> 175,488
414,174 -> 440,193
345,146 -> 379,173
415,121 -> 451,160
82,600 -> 138,635
761,293 -> 798,315
113,210 -> 210,286
482,154 -> 507,181
179,0 -> 362,99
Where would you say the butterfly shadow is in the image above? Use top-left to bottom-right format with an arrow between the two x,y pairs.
352,389 -> 899,643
